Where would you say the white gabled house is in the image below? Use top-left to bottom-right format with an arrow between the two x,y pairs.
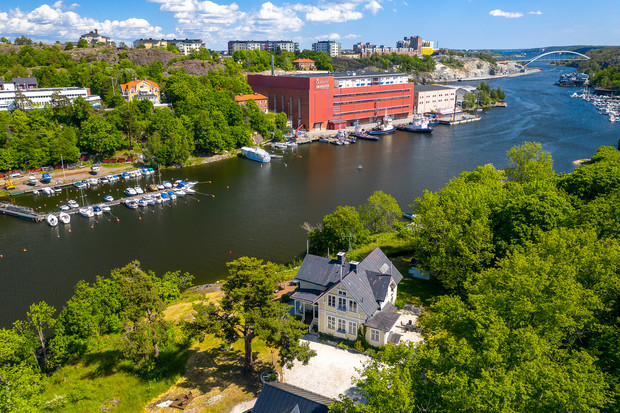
291,248 -> 404,346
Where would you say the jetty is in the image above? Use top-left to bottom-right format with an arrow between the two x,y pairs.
437,113 -> 481,125
0,202 -> 44,222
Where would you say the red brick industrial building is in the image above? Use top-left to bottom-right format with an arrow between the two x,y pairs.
247,72 -> 414,130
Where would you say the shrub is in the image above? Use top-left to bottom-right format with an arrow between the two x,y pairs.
354,340 -> 365,352
281,293 -> 290,303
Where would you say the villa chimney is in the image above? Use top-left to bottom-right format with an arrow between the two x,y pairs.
337,252 -> 346,265
350,261 -> 359,272
95,29 -> 98,34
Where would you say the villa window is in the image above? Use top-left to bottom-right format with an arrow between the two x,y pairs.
338,290 -> 347,296
327,316 -> 335,330
338,297 -> 347,311
337,318 -> 346,333
348,321 -> 358,335
370,328 -> 380,342
349,300 -> 357,313
328,295 -> 336,307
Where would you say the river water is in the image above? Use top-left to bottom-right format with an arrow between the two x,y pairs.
0,63 -> 617,327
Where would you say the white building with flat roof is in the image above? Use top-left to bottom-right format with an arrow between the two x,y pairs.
312,40 -> 341,57
0,87 -> 101,111
413,84 -> 456,114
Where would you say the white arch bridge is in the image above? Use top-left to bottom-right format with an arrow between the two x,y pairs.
513,51 -> 591,67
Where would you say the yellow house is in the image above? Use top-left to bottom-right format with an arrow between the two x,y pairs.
133,39 -> 167,49
291,248 -> 403,347
120,79 -> 160,104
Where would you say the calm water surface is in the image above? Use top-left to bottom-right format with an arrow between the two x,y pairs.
0,64 -> 617,326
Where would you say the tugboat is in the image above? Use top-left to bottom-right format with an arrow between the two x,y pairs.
350,125 -> 378,141
396,116 -> 433,134
368,110 -> 396,135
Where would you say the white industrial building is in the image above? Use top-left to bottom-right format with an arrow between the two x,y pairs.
0,87 -> 101,111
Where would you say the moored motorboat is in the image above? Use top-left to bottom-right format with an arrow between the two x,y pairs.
241,146 -> 271,163
134,186 -> 144,195
122,172 -> 131,180
124,199 -> 138,209
368,110 -> 396,135
46,214 -> 58,227
163,181 -> 173,189
137,199 -> 148,207
79,207 -> 94,218
93,205 -> 103,216
100,205 -> 111,212
52,186 -> 62,193
67,200 -> 79,209
396,116 -> 433,133
104,195 -> 114,202
33,190 -> 40,196
160,192 -> 170,201
41,172 -> 52,183
60,205 -> 70,211
59,212 -> 71,224
124,187 -> 137,196
174,188 -> 186,197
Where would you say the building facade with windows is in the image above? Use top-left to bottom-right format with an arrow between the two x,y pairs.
312,40 -> 341,57
120,79 -> 160,104
0,87 -> 101,111
413,84 -> 457,114
80,29 -> 114,46
247,71 -> 413,130
291,248 -> 403,347
292,58 -> 316,71
133,38 -> 205,56
396,36 -> 423,55
227,40 -> 299,54
234,93 -> 268,113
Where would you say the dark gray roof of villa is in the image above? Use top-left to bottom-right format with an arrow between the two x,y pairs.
365,302 -> 400,331
341,270 -> 380,317
290,289 -> 323,303
365,270 -> 393,302
358,247 -> 403,284
387,332 -> 402,344
295,255 -> 352,288
252,382 -> 332,413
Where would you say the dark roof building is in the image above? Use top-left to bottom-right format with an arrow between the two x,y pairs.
292,248 -> 404,346
252,382 -> 332,413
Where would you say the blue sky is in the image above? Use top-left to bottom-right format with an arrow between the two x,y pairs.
1,0 -> 618,50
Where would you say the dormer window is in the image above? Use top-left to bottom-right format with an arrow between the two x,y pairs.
338,290 -> 346,296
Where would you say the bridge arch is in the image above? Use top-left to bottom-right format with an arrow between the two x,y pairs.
523,51 -> 590,66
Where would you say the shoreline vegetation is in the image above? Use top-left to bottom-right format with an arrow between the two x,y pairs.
3,142 -> 620,411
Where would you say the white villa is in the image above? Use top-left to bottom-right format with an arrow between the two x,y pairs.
291,248 -> 404,347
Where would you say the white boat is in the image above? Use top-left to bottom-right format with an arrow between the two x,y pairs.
91,165 -> 100,173
163,181 -> 173,189
92,206 -> 103,216
33,190 -> 39,196
99,177 -> 109,184
153,194 -> 163,204
174,189 -> 186,197
27,175 -> 38,185
42,187 -> 54,195
134,186 -> 144,195
156,183 -> 165,190
137,199 -> 148,207
100,205 -> 111,212
79,207 -> 94,218
124,188 -> 137,196
124,199 -> 138,209
185,187 -> 196,195
59,212 -> 70,224
88,178 -> 99,186
60,205 -> 70,211
167,191 -> 177,200
46,214 -> 58,227
104,195 -> 114,202
274,142 -> 288,149
241,146 -> 271,163
52,186 -> 62,193
67,200 -> 79,209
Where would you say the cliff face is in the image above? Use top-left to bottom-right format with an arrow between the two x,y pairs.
425,55 -> 523,81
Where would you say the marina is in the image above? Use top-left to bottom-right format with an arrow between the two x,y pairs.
0,63 -> 618,327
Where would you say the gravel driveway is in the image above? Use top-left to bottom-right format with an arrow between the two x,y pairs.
283,335 -> 370,400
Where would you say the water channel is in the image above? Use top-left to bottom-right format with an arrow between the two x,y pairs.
0,63 -> 617,327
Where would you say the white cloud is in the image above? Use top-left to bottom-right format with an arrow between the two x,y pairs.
0,4 -> 172,43
149,0 -> 245,28
344,33 -> 360,39
528,10 -> 542,15
293,3 -> 364,23
402,1 -> 408,6
315,33 -> 341,40
365,1 -> 383,15
489,9 -> 523,18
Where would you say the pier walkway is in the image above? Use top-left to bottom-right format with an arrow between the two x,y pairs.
0,202 -> 44,222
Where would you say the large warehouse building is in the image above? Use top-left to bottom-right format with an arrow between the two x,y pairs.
247,72 -> 414,130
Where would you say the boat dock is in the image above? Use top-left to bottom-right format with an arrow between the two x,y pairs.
437,114 -> 481,125
0,202 -> 44,222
